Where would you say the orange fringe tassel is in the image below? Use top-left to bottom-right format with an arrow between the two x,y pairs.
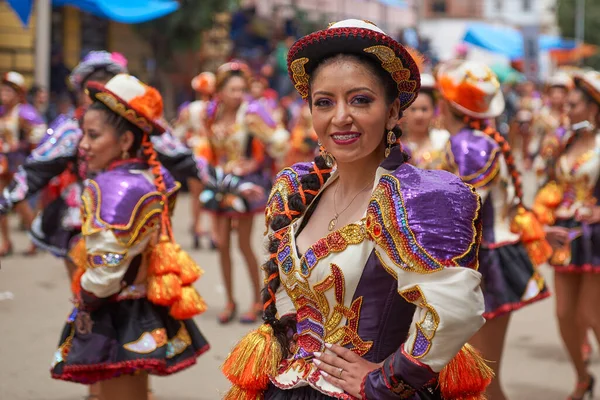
148,236 -> 181,276
510,206 -> 553,266
169,286 -> 206,319
71,267 -> 85,296
178,249 -> 203,285
222,324 -> 283,391
223,385 -> 263,400
439,344 -> 494,400
147,273 -> 182,306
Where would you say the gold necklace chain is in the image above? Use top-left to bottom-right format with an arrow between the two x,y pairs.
329,180 -> 374,231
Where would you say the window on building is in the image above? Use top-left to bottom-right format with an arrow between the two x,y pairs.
431,0 -> 447,14
522,0 -> 532,11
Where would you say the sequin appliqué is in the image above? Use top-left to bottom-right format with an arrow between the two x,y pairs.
123,328 -> 167,354
399,286 -> 439,359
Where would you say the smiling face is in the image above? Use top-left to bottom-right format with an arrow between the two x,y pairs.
404,91 -> 435,135
309,56 -> 400,165
79,108 -> 134,172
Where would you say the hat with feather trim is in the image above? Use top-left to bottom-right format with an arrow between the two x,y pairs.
287,19 -> 421,110
191,71 -> 216,95
437,59 -> 505,119
69,51 -> 128,91
86,74 -> 165,136
2,71 -> 26,95
573,70 -> 600,107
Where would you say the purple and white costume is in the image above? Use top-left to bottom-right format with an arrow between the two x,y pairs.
263,148 -> 484,399
446,128 -> 549,319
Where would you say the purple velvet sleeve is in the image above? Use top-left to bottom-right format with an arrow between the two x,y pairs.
360,347 -> 437,399
448,128 -> 501,189
18,104 -> 45,125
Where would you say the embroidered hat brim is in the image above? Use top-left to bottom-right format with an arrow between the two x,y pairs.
437,60 -> 505,119
87,79 -> 165,136
287,19 -> 421,111
573,74 -> 600,107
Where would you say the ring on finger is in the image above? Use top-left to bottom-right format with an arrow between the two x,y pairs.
337,367 -> 343,378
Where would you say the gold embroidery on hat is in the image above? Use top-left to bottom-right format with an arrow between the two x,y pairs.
95,92 -> 153,133
364,45 -> 417,98
465,68 -> 500,89
290,57 -> 310,99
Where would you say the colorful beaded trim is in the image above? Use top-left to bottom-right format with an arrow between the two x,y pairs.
287,27 -> 420,110
94,92 -> 155,134
81,180 -> 178,247
399,286 -> 439,359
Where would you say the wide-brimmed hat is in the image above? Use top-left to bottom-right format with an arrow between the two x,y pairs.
420,73 -> 435,90
2,71 -> 26,95
70,51 -> 128,91
546,72 -> 573,90
573,70 -> 600,106
437,60 -> 505,119
86,74 -> 165,135
287,19 -> 420,110
191,71 -> 216,95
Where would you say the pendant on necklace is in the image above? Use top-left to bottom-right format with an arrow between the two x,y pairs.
328,215 -> 338,231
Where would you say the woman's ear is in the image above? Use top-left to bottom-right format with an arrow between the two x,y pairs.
386,98 -> 401,130
121,130 -> 135,154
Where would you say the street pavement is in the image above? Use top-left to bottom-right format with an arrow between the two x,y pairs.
0,194 -> 598,400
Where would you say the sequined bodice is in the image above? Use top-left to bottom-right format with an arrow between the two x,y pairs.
279,218 -> 373,357
555,132 -> 600,218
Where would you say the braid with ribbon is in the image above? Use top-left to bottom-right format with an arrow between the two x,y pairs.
465,118 -> 552,266
142,133 -> 206,319
221,154 -> 333,399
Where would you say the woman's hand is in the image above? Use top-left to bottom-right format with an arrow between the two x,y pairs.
544,226 -> 570,249
576,206 -> 600,225
314,343 -> 382,398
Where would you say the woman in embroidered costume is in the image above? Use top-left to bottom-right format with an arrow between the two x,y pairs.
174,71 -> 217,249
0,52 -> 215,282
196,60 -> 289,324
50,74 -> 209,400
438,60 -> 551,400
401,73 -> 449,170
524,73 -> 572,207
222,19 -> 490,400
534,70 -> 600,400
0,71 -> 47,256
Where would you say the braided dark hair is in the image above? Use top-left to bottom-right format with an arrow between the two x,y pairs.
261,52 -> 407,355
261,155 -> 333,355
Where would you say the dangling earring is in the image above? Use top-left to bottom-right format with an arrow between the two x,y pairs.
121,149 -> 130,160
318,140 -> 335,168
385,130 -> 396,158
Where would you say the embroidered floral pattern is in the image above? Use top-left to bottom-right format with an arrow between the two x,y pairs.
364,45 -> 417,106
399,286 -> 439,359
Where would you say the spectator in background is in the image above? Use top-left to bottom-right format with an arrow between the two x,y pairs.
49,47 -> 71,97
271,36 -> 295,97
28,85 -> 50,123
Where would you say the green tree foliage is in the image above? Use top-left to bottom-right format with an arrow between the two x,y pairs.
556,0 -> 600,69
136,0 -> 239,72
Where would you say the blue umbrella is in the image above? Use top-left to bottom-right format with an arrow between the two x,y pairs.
463,23 -> 576,60
7,0 -> 179,26
6,0 -> 34,26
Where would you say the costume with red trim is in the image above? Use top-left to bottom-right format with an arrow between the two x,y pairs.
222,20 -> 491,400
534,71 -> 600,274
441,61 -> 549,320
197,80 -> 289,216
